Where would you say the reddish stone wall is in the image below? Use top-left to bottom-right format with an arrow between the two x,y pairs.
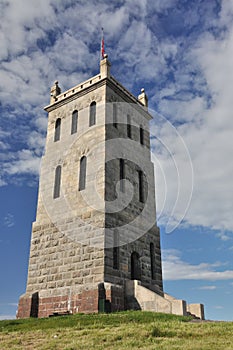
38,290 -> 99,317
105,284 -> 125,312
17,283 -> 126,318
17,295 -> 33,318
17,289 -> 100,318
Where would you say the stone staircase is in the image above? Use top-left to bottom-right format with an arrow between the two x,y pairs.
125,280 -> 204,320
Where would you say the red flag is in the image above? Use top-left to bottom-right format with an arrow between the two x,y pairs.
101,28 -> 105,59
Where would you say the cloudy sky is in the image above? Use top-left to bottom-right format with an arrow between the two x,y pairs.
0,0 -> 233,321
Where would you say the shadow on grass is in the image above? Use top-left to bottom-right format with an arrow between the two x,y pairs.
151,327 -> 177,338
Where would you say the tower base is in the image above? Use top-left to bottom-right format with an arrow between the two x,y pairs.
17,281 -> 204,320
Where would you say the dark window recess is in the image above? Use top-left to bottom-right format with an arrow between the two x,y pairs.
79,156 -> 87,191
113,104 -> 117,128
150,243 -> 155,280
30,292 -> 39,318
54,118 -> 61,142
138,170 -> 144,203
71,110 -> 78,134
54,165 -> 62,199
89,101 -> 96,126
127,115 -> 131,138
131,252 -> 141,280
140,126 -> 144,145
113,230 -> 119,270
120,158 -> 125,192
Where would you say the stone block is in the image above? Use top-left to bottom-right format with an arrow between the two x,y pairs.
171,299 -> 187,316
187,303 -> 205,320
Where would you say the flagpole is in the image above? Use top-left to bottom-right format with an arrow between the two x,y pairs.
101,27 -> 105,60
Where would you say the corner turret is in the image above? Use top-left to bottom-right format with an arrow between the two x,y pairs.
138,88 -> 148,109
50,81 -> 61,104
100,54 -> 111,79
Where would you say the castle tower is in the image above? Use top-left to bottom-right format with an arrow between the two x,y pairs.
17,55 -> 203,319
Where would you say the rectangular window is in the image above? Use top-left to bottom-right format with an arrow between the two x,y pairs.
150,243 -> 155,280
138,170 -> 144,203
79,156 -> 87,191
54,166 -> 61,199
120,158 -> 125,192
89,102 -> 96,126
71,111 -> 78,134
113,230 -> 119,270
140,126 -> 144,145
54,118 -> 61,142
127,115 -> 131,138
113,104 -> 117,128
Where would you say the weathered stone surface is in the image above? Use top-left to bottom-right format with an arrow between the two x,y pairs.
17,57 -> 203,320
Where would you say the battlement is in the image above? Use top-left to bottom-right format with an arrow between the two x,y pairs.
46,55 -> 149,116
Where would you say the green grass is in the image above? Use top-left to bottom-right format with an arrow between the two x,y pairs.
0,311 -> 232,350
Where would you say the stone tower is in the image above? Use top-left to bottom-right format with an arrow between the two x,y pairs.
17,55 -> 204,319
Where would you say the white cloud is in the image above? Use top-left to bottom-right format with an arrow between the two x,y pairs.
116,20 -> 169,86
163,250 -> 233,281
3,213 -> 15,228
34,116 -> 48,132
219,0 -> 233,27
197,286 -> 217,290
150,116 -> 194,233
0,0 -> 55,58
153,2 -> 233,233
158,96 -> 206,123
4,149 -> 41,176
213,305 -> 223,310
28,131 -> 45,153
0,129 -> 10,138
0,302 -> 18,306
99,5 -> 130,40
147,0 -> 177,13
216,232 -> 231,242
0,141 -> 9,150
0,315 -> 15,320
0,178 -> 7,187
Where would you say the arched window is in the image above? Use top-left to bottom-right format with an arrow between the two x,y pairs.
113,230 -> 119,270
120,158 -> 125,192
79,156 -> 87,191
71,110 -> 78,134
89,101 -> 96,126
54,118 -> 61,142
138,170 -> 144,203
113,104 -> 117,128
150,243 -> 155,280
53,165 -> 61,199
127,115 -> 131,138
139,125 -> 144,145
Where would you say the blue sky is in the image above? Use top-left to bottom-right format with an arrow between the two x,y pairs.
0,0 -> 233,321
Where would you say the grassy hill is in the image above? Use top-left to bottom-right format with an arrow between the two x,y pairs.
0,311 -> 232,350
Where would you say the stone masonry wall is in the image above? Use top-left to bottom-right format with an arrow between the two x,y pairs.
18,68 -> 164,317
103,83 -> 163,295
26,220 -> 104,294
18,81 -> 109,318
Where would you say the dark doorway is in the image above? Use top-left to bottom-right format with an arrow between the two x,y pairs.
30,292 -> 39,318
131,252 -> 141,280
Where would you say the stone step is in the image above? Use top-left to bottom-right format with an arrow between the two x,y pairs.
186,311 -> 200,320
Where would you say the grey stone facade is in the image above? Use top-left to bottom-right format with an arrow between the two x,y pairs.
17,55 -> 204,319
